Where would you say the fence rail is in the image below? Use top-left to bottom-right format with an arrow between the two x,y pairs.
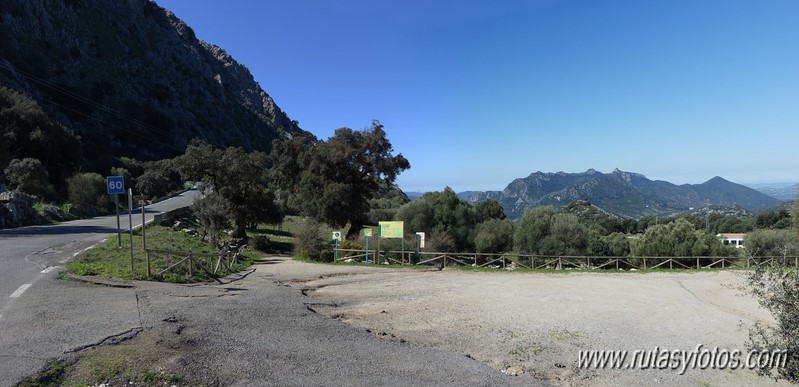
145,248 -> 240,281
333,248 -> 799,270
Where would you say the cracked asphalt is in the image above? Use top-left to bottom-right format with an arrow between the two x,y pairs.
9,260 -> 542,386
105,264 -> 541,386
0,191 -> 198,386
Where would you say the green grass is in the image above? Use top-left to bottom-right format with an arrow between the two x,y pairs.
68,220 -> 256,283
251,215 -> 334,255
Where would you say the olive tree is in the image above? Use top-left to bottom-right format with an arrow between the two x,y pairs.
294,120 -> 410,239
3,157 -> 54,198
175,140 -> 282,239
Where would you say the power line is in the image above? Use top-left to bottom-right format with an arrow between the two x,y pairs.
0,62 -> 188,148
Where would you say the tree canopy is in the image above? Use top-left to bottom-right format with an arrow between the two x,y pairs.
290,120 -> 410,238
0,86 -> 82,194
175,140 -> 282,239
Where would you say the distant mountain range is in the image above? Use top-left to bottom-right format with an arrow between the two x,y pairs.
435,169 -> 784,219
747,183 -> 799,201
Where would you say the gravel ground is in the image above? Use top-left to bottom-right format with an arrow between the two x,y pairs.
21,258 -> 792,386
266,262 -> 794,387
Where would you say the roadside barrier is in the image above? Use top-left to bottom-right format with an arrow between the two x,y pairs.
332,249 -> 799,270
144,248 -> 239,281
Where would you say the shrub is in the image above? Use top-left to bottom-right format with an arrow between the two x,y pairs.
339,239 -> 363,250
67,172 -> 108,216
192,193 -> 230,246
427,230 -> 457,253
3,157 -> 55,198
744,229 -> 799,258
294,218 -> 324,260
474,218 -> 514,254
136,160 -> 182,198
746,264 -> 799,382
250,235 -> 270,252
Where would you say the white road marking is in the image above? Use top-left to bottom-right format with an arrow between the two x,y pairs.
9,284 -> 32,298
40,266 -> 58,274
72,245 -> 96,258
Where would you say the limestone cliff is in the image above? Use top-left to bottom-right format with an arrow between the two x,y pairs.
0,0 -> 308,170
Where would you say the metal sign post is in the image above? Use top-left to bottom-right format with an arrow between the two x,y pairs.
106,176 -> 125,248
332,231 -> 341,262
141,199 -> 146,251
134,196 -> 148,251
361,227 -> 374,263
128,188 -> 134,275
114,194 -> 121,248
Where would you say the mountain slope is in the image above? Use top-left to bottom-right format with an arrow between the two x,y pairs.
0,0 -> 307,171
465,169 -> 782,219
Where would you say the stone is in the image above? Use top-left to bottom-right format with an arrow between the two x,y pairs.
504,366 -> 525,376
66,204 -> 82,217
0,191 -> 37,206
41,204 -> 67,222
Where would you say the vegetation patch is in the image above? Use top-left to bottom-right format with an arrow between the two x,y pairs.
67,215 -> 256,283
17,329 -> 187,387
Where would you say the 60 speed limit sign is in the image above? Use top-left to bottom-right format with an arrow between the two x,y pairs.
106,176 -> 125,194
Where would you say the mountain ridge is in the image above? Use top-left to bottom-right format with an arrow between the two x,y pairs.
459,169 -> 782,219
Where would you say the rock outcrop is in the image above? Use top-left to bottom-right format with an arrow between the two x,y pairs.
0,191 -> 41,228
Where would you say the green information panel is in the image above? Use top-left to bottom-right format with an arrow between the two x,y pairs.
378,221 -> 404,239
360,227 -> 376,237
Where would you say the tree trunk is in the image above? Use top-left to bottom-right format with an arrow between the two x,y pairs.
346,221 -> 363,240
231,217 -> 248,240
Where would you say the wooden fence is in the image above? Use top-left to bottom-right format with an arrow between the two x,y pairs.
145,248 -> 240,282
333,248 -> 799,270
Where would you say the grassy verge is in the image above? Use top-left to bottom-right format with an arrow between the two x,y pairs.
68,217 -> 257,283
17,331 -> 186,387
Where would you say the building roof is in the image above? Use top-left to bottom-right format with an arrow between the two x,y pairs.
716,233 -> 746,239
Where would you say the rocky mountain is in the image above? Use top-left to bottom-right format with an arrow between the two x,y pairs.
0,0 -> 307,171
465,169 -> 782,219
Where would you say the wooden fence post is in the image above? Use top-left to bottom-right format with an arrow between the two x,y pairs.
146,250 -> 151,278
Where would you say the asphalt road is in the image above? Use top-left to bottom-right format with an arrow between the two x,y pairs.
0,190 -> 199,386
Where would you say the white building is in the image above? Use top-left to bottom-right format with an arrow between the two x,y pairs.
717,233 -> 746,249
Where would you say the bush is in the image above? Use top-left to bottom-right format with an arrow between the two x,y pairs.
3,158 -> 55,198
67,172 -> 108,216
294,218 -> 324,261
474,219 -> 514,254
744,229 -> 799,258
250,234 -> 270,252
339,239 -> 363,250
427,230 -> 457,253
136,160 -> 182,198
319,249 -> 334,263
746,264 -> 799,382
192,193 -> 230,246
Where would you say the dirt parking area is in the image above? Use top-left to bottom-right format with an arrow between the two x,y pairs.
263,260 -> 791,386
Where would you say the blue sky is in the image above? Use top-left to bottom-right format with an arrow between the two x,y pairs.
155,0 -> 799,192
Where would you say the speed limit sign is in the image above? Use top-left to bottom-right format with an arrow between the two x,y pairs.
107,176 -> 125,194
